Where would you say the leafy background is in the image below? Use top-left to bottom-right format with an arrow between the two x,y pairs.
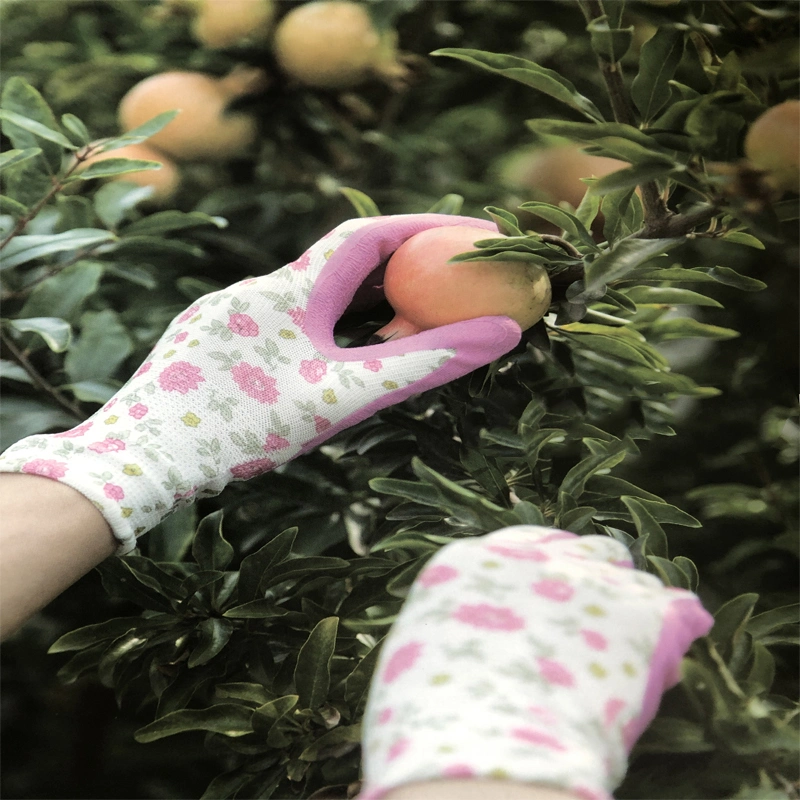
1,1 -> 798,799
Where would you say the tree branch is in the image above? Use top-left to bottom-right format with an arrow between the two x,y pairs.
0,327 -> 85,421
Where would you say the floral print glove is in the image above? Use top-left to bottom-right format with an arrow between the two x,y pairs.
360,525 -> 713,800
0,215 -> 520,553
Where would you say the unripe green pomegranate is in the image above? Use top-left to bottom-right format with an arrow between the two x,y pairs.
375,226 -> 552,341
744,100 -> 800,194
118,67 -> 269,161
191,0 -> 277,48
273,1 -> 405,89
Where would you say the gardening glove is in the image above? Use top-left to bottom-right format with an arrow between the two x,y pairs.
360,525 -> 713,800
0,214 -> 520,554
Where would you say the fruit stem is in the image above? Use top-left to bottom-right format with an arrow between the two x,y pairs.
372,315 -> 424,342
218,65 -> 272,99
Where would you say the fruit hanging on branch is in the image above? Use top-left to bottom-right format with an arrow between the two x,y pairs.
190,0 -> 277,49
118,67 -> 270,161
273,0 -> 409,90
75,143 -> 180,205
373,225 -> 552,341
744,99 -> 800,195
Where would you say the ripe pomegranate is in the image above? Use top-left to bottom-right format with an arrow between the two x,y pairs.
374,225 -> 552,341
77,143 -> 180,204
117,67 -> 269,161
497,144 -> 630,209
273,1 -> 406,89
744,100 -> 800,194
191,0 -> 276,48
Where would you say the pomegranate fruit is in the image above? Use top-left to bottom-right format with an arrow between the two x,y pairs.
744,100 -> 800,194
118,67 -> 269,161
76,143 -> 180,204
497,144 -> 629,209
191,0 -> 276,49
374,225 -> 552,341
273,1 -> 406,89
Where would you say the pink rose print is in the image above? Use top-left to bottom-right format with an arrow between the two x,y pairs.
103,398 -> 118,411
387,738 -> 409,763
363,359 -> 383,372
443,765 -> 475,779
314,415 -> 331,434
53,422 -> 93,438
453,603 -> 525,631
538,531 -> 578,544
129,404 -> 149,420
174,488 -> 196,501
178,304 -> 200,323
133,362 -> 152,378
417,564 -> 459,588
231,362 -> 279,404
103,483 -> 125,501
537,657 -> 575,687
487,544 -> 549,561
512,727 -> 566,751
158,361 -> 205,394
383,641 -> 423,684
174,331 -> 188,344
622,718 -> 640,751
528,705 -> 558,726
581,629 -> 608,650
532,578 -> 575,602
88,438 -> 127,454
21,459 -> 67,479
299,359 -> 327,383
230,457 -> 277,480
227,313 -> 259,337
288,307 -> 306,329
263,434 -> 290,451
290,250 -> 311,271
612,558 -> 634,569
377,708 -> 393,725
604,698 -> 626,727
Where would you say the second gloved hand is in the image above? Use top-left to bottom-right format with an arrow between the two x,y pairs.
0,214 -> 521,553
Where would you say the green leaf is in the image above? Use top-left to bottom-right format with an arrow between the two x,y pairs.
19,261 -> 103,322
0,147 -> 43,173
483,206 -> 523,236
587,18 -> 633,63
192,510 -> 234,572
746,604 -> 799,642
621,497 -> 701,528
623,286 -> 723,307
0,77 -> 66,170
260,556 -> 350,590
512,500 -> 547,526
61,113 -> 91,146
645,317 -> 739,342
147,505 -> 198,563
6,317 -> 71,352
299,723 -> 362,762
526,119 -> 662,149
560,446 -> 628,501
223,601 -> 294,620
188,618 -> 234,668
0,108 -> 76,150
237,527 -> 298,602
0,195 -> 29,217
94,181 -> 155,229
704,266 -> 767,292
632,28 -> 686,122
590,161 -> 677,195
647,556 -> 692,589
94,111 -> 179,152
64,309 -> 133,382
76,157 -> 162,181
624,265 -> 766,291
124,210 -> 227,237
0,396 -> 76,451
635,716 -> 714,754
1,229 -> 116,271
344,640 -> 384,713
584,237 -> 683,292
339,187 -> 380,218
711,593 -> 759,656
48,617 -> 140,653
721,231 -> 765,249
622,496 -> 669,558
517,202 -> 597,249
134,704 -> 254,743
428,194 -> 464,215
251,695 -> 299,739
433,49 -> 604,122
294,617 -> 338,710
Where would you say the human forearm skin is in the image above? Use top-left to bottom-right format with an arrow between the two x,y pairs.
0,473 -> 116,640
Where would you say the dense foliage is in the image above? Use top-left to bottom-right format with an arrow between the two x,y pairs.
1,1 -> 797,799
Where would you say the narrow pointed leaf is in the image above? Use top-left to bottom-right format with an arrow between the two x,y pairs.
135,704 -> 254,742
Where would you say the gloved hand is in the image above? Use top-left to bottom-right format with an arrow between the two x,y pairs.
0,214 -> 520,553
360,525 -> 713,800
